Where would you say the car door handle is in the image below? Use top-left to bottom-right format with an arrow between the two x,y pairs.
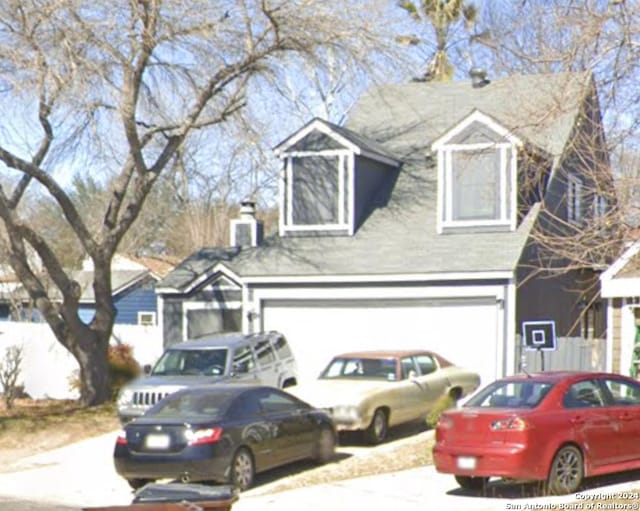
571,416 -> 585,425
618,414 -> 632,421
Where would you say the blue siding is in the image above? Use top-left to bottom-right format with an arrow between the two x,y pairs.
114,278 -> 157,324
78,277 -> 158,325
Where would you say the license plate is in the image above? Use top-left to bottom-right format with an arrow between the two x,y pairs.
456,456 -> 477,470
144,433 -> 170,449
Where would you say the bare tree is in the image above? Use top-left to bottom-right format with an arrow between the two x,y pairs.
474,1 -> 640,275
0,0 -> 388,406
0,345 -> 23,410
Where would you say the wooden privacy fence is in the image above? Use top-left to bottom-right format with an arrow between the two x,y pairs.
515,336 -> 606,374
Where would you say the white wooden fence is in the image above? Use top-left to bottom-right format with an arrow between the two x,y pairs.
0,322 -> 163,399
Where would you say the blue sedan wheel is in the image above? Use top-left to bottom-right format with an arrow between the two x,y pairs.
231,448 -> 255,491
314,426 -> 336,463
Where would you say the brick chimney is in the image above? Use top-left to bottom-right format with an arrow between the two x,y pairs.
230,200 -> 264,247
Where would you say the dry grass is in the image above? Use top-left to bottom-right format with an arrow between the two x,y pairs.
0,398 -> 120,462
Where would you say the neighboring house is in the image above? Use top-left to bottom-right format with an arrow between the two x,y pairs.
157,71 -> 613,387
0,254 -> 175,325
600,240 -> 640,378
77,254 -> 175,325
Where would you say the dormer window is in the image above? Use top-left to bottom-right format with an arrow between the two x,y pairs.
432,110 -> 521,233
288,154 -> 347,227
450,148 -> 503,221
274,118 -> 401,237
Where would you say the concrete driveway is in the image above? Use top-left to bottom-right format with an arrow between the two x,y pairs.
2,430 -> 640,511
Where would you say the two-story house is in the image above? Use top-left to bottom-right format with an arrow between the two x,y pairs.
157,71 -> 613,386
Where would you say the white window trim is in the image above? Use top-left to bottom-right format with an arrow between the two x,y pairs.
281,152 -> 353,235
437,142 -> 517,232
137,311 -> 156,326
567,174 -> 583,224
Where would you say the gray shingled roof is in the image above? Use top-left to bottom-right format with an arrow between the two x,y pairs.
160,72 -> 591,291
75,269 -> 150,302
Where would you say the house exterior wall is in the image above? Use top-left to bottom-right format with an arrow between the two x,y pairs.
162,297 -> 184,347
611,297 -> 622,373
161,281 -> 243,348
516,266 -> 603,338
353,156 -> 397,230
77,277 -> 159,325
113,277 -> 158,324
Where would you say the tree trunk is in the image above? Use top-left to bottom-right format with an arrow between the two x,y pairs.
66,322 -> 113,406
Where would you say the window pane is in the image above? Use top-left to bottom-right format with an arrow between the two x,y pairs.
414,355 -> 436,375
253,339 -> 276,365
452,149 -> 501,220
564,381 -> 604,408
259,390 -> 298,413
400,357 -> 417,379
271,336 -> 292,359
603,379 -> 640,406
232,346 -> 256,374
466,380 -> 554,408
292,156 -> 339,224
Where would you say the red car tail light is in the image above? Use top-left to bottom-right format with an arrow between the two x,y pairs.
116,430 -> 127,446
436,415 -> 454,430
436,415 -> 453,429
490,417 -> 529,431
186,427 -> 223,446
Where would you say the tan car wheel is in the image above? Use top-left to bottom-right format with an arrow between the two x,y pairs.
365,408 -> 388,444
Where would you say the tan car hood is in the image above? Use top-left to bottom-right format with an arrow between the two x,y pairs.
290,379 -> 389,408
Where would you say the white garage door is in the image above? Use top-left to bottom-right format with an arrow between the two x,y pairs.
262,298 -> 500,388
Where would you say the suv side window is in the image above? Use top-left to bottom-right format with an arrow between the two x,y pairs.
271,335 -> 292,360
232,345 -> 256,374
253,338 -> 276,366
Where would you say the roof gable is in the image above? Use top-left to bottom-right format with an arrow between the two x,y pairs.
432,109 -> 523,150
600,240 -> 640,298
274,117 -> 401,167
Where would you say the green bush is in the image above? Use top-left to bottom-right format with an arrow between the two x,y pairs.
109,344 -> 141,399
426,392 -> 456,429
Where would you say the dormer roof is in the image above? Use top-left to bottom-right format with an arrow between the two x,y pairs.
431,109 -> 524,151
274,117 -> 402,167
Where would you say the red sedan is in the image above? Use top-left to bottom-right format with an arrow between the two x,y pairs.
433,371 -> 640,495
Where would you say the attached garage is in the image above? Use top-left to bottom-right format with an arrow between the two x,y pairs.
261,297 -> 501,387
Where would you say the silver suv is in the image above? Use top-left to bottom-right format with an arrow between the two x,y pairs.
116,331 -> 298,423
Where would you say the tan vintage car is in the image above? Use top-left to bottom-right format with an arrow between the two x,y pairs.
290,350 -> 481,444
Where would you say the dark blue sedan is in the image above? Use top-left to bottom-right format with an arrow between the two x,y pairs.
114,384 -> 336,491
